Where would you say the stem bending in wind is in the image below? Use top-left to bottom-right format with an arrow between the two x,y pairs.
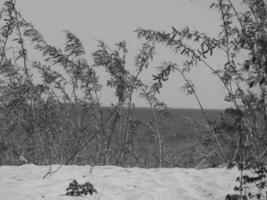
174,66 -> 227,163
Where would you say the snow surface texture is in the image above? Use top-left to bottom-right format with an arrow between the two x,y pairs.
0,164 -> 241,200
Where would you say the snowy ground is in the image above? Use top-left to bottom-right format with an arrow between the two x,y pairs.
0,164 -> 241,200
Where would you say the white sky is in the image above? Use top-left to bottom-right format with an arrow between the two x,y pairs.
12,0 -> 236,109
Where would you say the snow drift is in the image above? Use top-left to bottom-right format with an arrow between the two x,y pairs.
0,164 -> 240,200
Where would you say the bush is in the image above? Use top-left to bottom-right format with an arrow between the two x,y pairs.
66,180 -> 97,196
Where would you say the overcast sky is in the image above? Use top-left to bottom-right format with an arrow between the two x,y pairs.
12,0 -> 236,109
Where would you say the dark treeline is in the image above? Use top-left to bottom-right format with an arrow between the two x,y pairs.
0,102 -> 222,167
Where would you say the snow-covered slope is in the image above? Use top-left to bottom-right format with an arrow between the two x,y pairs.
0,164 -> 240,200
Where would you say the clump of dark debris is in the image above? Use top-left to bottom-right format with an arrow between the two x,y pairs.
66,180 -> 97,196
